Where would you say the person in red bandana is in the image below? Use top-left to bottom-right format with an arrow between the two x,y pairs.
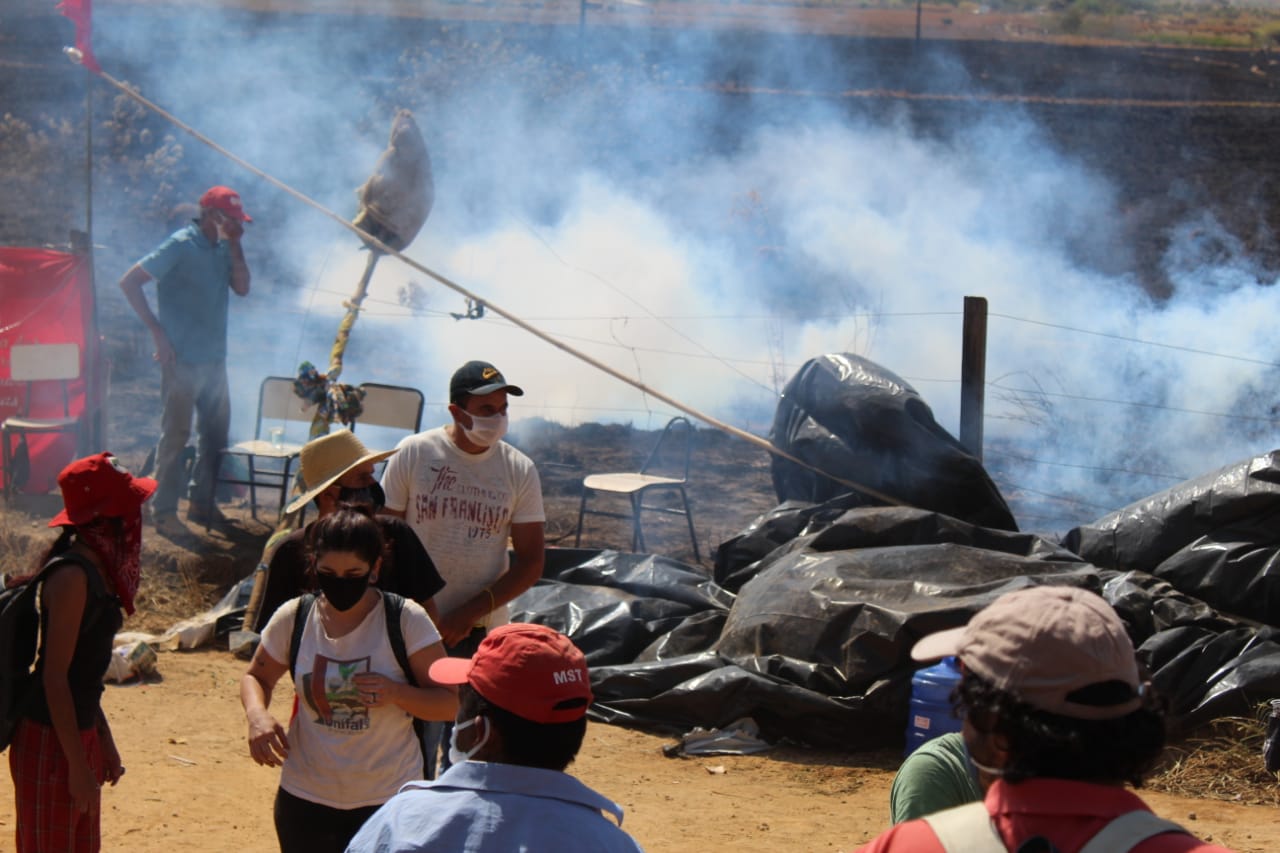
7,452 -> 156,853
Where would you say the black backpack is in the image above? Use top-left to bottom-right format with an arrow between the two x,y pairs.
0,551 -> 101,752
288,591 -> 430,774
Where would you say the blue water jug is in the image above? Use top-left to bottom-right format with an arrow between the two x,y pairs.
904,655 -> 964,756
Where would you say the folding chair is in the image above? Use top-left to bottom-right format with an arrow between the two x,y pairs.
354,382 -> 424,461
574,416 -> 700,561
2,343 -> 83,502
215,376 -> 317,521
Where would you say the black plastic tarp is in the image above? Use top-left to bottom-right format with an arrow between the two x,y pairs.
1063,450 -> 1280,625
514,498 -> 1280,749
768,353 -> 1016,532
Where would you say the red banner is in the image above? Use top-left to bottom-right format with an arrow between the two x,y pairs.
57,0 -> 101,73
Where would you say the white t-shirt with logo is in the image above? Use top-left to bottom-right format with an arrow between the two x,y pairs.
260,593 -> 441,808
380,426 -> 545,625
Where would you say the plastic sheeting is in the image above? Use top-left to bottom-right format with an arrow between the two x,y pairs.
768,353 -> 1016,532
1063,450 -> 1280,625
512,501 -> 1280,749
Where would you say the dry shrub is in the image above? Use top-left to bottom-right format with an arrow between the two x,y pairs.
1148,708 -> 1280,806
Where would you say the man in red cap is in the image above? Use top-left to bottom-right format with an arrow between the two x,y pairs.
856,586 -> 1233,853
118,185 -> 252,536
346,623 -> 643,852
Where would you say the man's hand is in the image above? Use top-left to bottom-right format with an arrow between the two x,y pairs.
437,609 -> 478,648
151,328 -> 176,366
220,214 -> 245,242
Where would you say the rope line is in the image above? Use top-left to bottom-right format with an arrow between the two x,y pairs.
81,57 -> 905,508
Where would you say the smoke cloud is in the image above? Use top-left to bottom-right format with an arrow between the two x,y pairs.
27,7 -> 1280,533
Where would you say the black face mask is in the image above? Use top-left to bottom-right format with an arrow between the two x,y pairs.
316,571 -> 371,611
337,481 -> 386,511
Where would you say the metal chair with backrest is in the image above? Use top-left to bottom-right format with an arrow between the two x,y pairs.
574,416 -> 700,561
215,376 -> 317,521
2,343 -> 83,502
354,382 -> 424,459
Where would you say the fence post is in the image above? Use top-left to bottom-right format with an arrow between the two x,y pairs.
960,296 -> 988,460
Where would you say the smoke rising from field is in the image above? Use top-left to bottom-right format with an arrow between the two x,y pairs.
38,7 -> 1280,531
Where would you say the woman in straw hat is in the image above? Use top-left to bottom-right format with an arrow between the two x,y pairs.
8,452 -> 156,852
240,506 -> 457,853
249,430 -> 444,633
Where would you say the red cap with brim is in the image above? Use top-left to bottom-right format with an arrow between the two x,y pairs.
49,452 -> 157,527
429,623 -> 592,724
199,185 -> 252,222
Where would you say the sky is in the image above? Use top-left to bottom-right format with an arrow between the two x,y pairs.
33,3 -> 1280,532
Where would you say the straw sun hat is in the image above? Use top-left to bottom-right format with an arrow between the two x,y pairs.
284,430 -> 396,514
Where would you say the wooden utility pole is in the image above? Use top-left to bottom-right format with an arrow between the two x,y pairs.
959,296 -> 988,460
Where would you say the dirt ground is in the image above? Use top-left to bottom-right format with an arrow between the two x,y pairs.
0,648 -> 1275,852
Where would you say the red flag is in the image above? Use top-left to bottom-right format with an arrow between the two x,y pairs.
57,0 -> 101,73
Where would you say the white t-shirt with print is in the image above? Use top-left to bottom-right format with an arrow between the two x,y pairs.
380,426 -> 545,624
260,593 -> 441,809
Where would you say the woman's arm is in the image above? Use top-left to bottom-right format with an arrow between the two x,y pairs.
240,645 -> 290,767
354,641 -> 458,722
96,708 -> 124,785
40,565 -> 98,812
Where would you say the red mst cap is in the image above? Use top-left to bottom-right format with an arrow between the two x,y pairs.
49,452 -> 157,527
429,623 -> 593,724
199,186 -> 252,222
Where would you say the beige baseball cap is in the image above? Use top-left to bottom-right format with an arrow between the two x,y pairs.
911,586 -> 1143,721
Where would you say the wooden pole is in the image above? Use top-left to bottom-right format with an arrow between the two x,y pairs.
307,250 -> 382,439
959,296 -> 988,460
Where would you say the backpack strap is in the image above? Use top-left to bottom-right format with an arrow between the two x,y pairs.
925,799 -> 1190,853
1078,811 -> 1188,853
924,801 -> 1005,853
381,592 -> 418,687
289,594 -> 316,681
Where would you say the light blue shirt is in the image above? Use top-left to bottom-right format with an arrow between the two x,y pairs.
345,761 -> 645,853
138,222 -> 232,365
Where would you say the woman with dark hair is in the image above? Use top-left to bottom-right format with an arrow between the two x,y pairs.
7,452 -> 157,853
240,506 -> 457,853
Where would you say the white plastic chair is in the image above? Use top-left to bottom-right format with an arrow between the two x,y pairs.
216,377 -> 317,520
574,416 -> 700,560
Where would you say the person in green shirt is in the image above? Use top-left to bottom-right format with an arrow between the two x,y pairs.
889,731 -> 985,823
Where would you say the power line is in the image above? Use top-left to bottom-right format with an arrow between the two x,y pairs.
989,477 -> 1115,513
989,381 -> 1280,425
991,312 -> 1280,369
509,212 -> 777,395
985,448 -> 1186,482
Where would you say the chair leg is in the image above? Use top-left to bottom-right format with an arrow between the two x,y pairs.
678,486 -> 700,563
574,490 -> 589,547
276,458 -> 294,523
247,455 -> 260,521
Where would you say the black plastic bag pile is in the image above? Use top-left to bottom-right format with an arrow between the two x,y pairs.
509,355 -> 1280,750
